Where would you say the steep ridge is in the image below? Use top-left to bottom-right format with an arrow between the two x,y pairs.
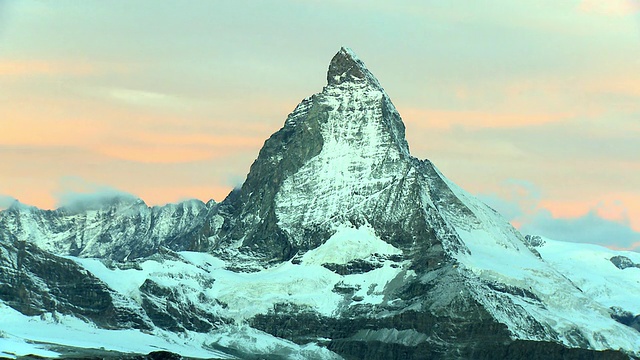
0,47 -> 638,359
0,198 -> 214,261
0,235 -> 151,330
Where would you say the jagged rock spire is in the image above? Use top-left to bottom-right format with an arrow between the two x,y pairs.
327,47 -> 383,88
215,47 -> 424,261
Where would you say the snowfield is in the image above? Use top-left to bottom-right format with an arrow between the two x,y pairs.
0,224 -> 412,358
3,229 -> 638,358
0,302 -> 234,359
536,237 -> 640,315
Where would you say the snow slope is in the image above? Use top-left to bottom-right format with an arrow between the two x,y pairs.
0,303 -> 234,359
0,224 -> 409,358
536,237 -> 640,315
438,176 -> 640,353
73,225 -> 409,321
301,224 -> 402,266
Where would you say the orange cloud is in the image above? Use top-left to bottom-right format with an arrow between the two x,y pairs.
561,74 -> 640,104
1,90 -> 272,163
0,118 -> 110,147
0,60 -> 97,77
537,199 -> 592,219
399,107 -> 574,130
0,177 -> 58,210
130,132 -> 264,148
605,241 -> 640,252
95,134 -> 264,164
96,145 -> 219,164
510,220 -> 523,229
578,0 -> 640,15
539,196 -> 640,233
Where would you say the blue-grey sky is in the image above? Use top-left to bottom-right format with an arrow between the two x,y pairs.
1,0 -> 639,250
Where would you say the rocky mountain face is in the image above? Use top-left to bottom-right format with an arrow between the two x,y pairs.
1,48 -> 639,360
212,48 -> 464,266
0,235 -> 150,330
0,197 -> 214,261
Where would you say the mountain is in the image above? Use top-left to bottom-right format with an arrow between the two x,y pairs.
0,197 -> 214,260
1,47 -> 639,360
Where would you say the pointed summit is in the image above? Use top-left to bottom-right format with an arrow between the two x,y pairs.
327,47 -> 381,87
214,47 -> 415,261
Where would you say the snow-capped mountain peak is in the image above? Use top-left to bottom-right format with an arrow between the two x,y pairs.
1,47 -> 638,360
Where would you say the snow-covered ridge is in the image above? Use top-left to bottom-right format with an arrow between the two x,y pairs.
0,198 -> 212,260
423,171 -> 640,352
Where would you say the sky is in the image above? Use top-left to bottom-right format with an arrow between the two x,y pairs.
1,0 -> 639,251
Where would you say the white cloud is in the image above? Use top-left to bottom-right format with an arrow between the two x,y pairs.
99,87 -> 193,110
54,176 -> 140,211
0,195 -> 18,210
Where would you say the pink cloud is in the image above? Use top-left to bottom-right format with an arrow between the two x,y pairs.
0,59 -> 132,78
479,182 -> 640,250
540,195 -> 640,233
578,0 -> 640,15
0,60 -> 96,77
606,241 -> 640,252
95,133 -> 265,164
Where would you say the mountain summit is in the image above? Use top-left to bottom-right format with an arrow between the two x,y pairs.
0,48 -> 638,359
212,46 -> 419,262
327,47 -> 381,87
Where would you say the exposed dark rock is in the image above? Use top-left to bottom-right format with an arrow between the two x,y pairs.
13,347 -> 211,360
524,235 -> 545,248
138,279 -> 231,333
330,337 -> 634,360
610,306 -> 640,332
250,266 -> 526,359
485,281 -> 543,303
0,238 -> 150,330
610,255 -> 639,270
327,47 -> 370,85
212,96 -> 327,263
251,299 -> 518,359
321,259 -> 384,275
462,340 -> 632,360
